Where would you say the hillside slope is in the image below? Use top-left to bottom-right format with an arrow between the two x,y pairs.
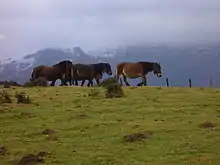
1,43 -> 220,87
0,86 -> 220,165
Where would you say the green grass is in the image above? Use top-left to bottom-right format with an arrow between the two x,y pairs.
0,86 -> 220,165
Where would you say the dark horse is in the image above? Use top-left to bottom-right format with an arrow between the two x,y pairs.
69,63 -> 113,87
30,60 -> 74,86
115,61 -> 162,86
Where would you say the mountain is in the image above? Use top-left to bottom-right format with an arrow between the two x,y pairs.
0,44 -> 220,87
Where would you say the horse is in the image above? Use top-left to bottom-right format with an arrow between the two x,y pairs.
69,62 -> 113,87
30,60 -> 74,86
115,61 -> 162,86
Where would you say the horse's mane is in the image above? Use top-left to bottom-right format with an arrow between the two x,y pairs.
53,60 -> 72,67
138,61 -> 155,74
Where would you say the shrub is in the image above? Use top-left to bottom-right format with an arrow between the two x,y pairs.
99,78 -> 124,98
15,92 -> 31,104
104,82 -> 124,98
24,77 -> 48,87
0,90 -> 12,104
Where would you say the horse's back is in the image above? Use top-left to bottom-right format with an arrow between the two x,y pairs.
116,62 -> 145,78
32,65 -> 58,79
31,65 -> 45,78
116,62 -> 140,72
74,63 -> 94,78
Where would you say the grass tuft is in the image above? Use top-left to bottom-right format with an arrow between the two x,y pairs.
15,92 -> 31,104
24,77 -> 48,87
0,90 -> 12,104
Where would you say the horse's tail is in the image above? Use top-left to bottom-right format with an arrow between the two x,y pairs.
114,63 -> 124,80
30,68 -> 36,82
70,65 -> 74,80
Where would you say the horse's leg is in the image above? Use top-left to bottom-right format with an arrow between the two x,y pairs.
50,80 -> 56,86
68,78 -> 72,86
60,79 -> 66,86
141,75 -> 147,86
122,74 -> 130,86
86,80 -> 91,87
137,82 -> 142,86
61,73 -> 68,86
95,78 -> 100,85
75,80 -> 78,86
88,79 -> 93,87
81,80 -> 85,87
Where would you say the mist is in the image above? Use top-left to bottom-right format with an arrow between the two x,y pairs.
0,0 -> 220,59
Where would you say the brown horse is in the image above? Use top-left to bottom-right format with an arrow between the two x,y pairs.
70,63 -> 113,87
115,61 -> 162,86
30,60 -> 74,86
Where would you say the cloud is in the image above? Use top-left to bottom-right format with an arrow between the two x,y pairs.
0,34 -> 5,40
0,0 -> 220,59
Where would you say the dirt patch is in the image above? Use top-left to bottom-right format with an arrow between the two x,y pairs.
42,129 -> 57,135
16,112 -> 35,118
199,121 -> 216,128
123,131 -> 153,142
41,129 -> 58,141
17,151 -> 49,165
75,114 -> 88,119
34,103 -> 39,107
0,145 -> 7,155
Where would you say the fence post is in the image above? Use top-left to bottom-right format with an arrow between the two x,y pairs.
188,78 -> 192,88
210,78 -> 213,87
166,78 -> 169,87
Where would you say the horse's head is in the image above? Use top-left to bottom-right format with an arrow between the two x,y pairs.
102,63 -> 112,75
153,62 -> 162,77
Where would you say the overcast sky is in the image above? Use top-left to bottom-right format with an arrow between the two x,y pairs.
0,0 -> 220,59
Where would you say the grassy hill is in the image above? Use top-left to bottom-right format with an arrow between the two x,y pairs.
0,86 -> 220,165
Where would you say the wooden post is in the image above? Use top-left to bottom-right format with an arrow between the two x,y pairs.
166,78 -> 169,87
210,78 -> 213,87
189,78 -> 192,88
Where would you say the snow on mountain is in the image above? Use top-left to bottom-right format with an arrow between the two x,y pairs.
15,56 -> 35,72
0,55 -> 35,73
88,48 -> 117,57
0,58 -> 13,65
0,47 -> 99,83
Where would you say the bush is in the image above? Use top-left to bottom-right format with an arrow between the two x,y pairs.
24,77 -> 48,87
0,90 -> 12,104
104,82 -> 124,98
15,92 -> 31,104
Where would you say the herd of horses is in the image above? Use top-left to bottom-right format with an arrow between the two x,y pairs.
30,60 -> 162,87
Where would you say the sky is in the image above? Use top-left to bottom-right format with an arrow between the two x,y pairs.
0,0 -> 220,59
